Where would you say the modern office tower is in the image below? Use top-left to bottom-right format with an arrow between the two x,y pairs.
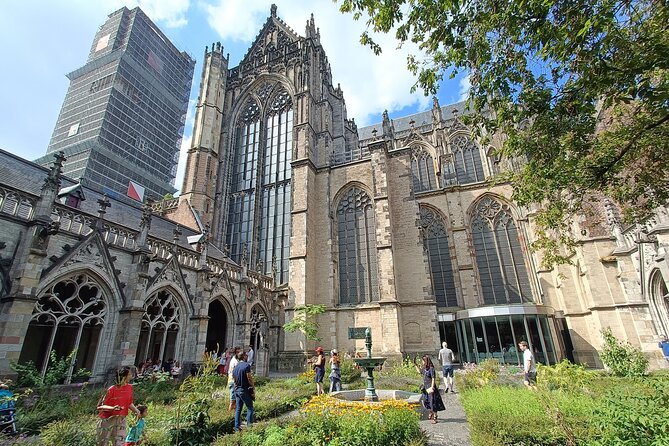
38,6 -> 195,200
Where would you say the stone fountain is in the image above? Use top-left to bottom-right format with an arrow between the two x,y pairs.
352,327 -> 386,402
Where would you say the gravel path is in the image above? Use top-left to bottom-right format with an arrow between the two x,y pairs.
420,390 -> 472,446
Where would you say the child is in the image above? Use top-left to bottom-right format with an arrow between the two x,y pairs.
97,366 -> 140,446
124,404 -> 148,446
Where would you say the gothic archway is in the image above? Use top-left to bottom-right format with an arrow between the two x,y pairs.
136,289 -> 181,364
206,300 -> 228,354
649,269 -> 669,335
18,273 -> 107,381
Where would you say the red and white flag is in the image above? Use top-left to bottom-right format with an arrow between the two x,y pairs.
127,180 -> 145,202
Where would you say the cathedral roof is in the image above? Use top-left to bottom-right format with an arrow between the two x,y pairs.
0,148 -> 223,259
357,100 -> 470,142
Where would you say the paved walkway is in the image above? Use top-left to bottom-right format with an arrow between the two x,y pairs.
421,390 -> 472,446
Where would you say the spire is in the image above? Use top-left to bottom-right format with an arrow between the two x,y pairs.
42,151 -> 65,194
271,4 -> 277,17
432,96 -> 443,124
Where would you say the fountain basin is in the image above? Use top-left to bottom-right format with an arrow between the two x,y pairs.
353,357 -> 386,368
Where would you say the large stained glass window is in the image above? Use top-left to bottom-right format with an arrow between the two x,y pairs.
411,148 -> 436,192
224,86 -> 294,284
226,100 -> 260,265
419,206 -> 457,307
258,91 -> 292,283
451,135 -> 484,184
337,187 -> 379,305
471,196 -> 532,304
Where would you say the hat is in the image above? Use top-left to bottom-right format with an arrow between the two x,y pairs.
315,347 -> 324,353
331,349 -> 338,355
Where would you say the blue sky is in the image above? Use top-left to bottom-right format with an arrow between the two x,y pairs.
0,0 -> 467,192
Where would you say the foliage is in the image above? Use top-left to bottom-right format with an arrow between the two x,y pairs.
215,395 -> 424,446
537,360 -> 593,393
339,0 -> 669,266
40,415 -> 97,446
11,350 -> 90,389
170,352 -> 220,445
599,328 -> 649,377
589,378 -> 669,446
461,385 -> 597,446
282,304 -> 326,341
458,361 -> 500,390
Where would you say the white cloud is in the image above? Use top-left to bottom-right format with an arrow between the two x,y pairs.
94,0 -> 191,28
200,1 -> 430,126
458,73 -> 471,102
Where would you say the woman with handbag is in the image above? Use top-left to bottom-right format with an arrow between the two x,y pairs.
415,355 -> 445,423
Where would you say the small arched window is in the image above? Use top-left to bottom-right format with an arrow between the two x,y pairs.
451,135 -> 484,184
337,187 -> 379,305
419,206 -> 457,307
411,148 -> 436,192
471,197 -> 532,304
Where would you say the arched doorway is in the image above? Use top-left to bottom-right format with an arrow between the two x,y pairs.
19,273 -> 107,381
206,300 -> 228,354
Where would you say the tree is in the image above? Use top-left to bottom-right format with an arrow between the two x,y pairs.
339,0 -> 669,266
283,304 -> 327,341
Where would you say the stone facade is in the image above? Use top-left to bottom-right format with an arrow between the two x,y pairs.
169,6 -> 669,369
0,151 -> 280,381
1,6 -> 668,382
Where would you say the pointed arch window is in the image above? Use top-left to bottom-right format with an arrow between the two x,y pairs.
337,187 -> 379,305
419,206 -> 457,307
411,148 -> 436,192
226,100 -> 260,265
19,273 -> 107,382
258,90 -> 293,283
451,135 -> 484,184
471,197 -> 532,304
137,290 -> 181,364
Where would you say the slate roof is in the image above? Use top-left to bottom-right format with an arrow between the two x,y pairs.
357,100 -> 471,141
0,148 -> 224,259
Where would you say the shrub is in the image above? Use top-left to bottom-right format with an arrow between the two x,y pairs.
461,386 -> 597,446
40,415 -> 97,446
11,350 -> 91,389
458,361 -> 499,390
338,357 -> 361,384
537,360 -> 593,393
599,328 -> 648,377
590,378 -> 669,446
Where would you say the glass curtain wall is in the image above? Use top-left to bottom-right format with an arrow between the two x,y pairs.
457,314 -> 558,365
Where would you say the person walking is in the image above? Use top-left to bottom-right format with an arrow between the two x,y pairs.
232,352 -> 255,431
96,366 -> 140,446
313,347 -> 326,395
415,355 -> 445,423
438,341 -> 456,393
329,349 -> 342,393
519,341 -> 537,389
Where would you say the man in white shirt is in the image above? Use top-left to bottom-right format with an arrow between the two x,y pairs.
518,340 -> 537,389
437,341 -> 456,393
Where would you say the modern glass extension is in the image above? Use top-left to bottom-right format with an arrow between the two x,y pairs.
439,305 -> 561,366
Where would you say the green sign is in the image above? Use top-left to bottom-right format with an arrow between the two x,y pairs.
348,327 -> 369,339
